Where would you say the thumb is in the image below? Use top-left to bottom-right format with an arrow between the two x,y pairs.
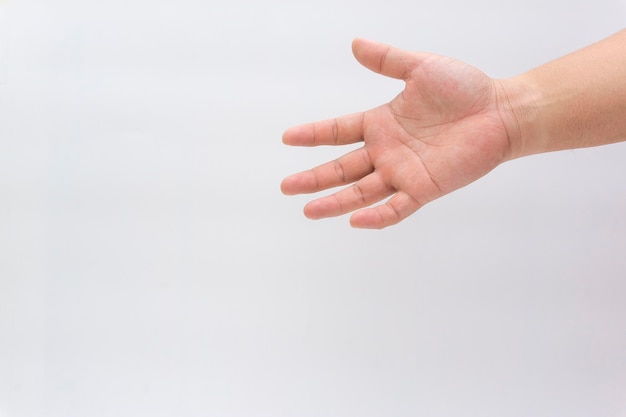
352,38 -> 423,80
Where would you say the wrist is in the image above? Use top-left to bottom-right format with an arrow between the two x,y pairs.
494,76 -> 543,160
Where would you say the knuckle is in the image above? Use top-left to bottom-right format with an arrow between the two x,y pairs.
333,160 -> 346,183
332,118 -> 339,144
353,183 -> 367,204
385,200 -> 402,222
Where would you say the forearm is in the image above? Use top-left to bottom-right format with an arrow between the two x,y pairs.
500,29 -> 626,159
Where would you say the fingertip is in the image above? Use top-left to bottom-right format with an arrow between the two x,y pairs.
351,38 -> 420,80
303,200 -> 322,220
351,37 -> 365,52
352,37 -> 376,48
351,37 -> 375,62
349,209 -> 385,229
281,127 -> 296,145
282,124 -> 313,146
304,197 -> 343,220
280,175 -> 299,195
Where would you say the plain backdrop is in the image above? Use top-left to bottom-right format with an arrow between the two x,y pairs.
1,1 -> 625,416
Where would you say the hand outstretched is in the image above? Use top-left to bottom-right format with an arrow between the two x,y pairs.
281,38 -> 515,229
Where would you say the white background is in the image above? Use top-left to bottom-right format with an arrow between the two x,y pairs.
1,1 -> 625,416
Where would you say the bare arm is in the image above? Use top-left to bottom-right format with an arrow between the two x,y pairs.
501,29 -> 626,158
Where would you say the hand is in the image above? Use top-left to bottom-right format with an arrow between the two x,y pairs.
281,38 -> 515,229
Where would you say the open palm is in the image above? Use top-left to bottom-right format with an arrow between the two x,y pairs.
281,38 -> 514,229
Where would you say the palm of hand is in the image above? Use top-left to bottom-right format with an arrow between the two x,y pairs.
282,40 -> 511,229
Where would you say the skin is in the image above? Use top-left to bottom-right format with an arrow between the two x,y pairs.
281,30 -> 626,229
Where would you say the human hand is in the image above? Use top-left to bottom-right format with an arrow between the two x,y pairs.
281,38 -> 516,229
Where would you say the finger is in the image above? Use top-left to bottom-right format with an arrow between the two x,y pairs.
282,112 -> 364,147
303,172 -> 392,219
349,191 -> 423,229
352,38 -> 425,80
281,147 -> 373,195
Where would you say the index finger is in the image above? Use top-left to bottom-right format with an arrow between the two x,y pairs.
282,112 -> 364,147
